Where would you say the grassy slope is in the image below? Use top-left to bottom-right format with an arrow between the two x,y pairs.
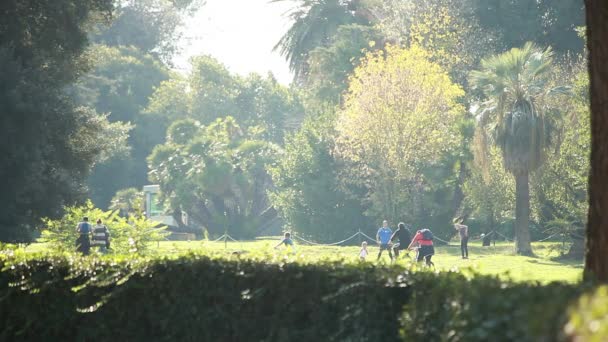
24,239 -> 582,283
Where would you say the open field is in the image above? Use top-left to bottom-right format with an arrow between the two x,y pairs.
21,239 -> 583,284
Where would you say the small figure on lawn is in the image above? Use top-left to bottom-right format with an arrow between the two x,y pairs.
359,241 -> 369,261
376,220 -> 393,261
75,217 -> 92,255
275,232 -> 297,253
453,217 -> 469,259
391,222 -> 411,259
408,228 -> 435,267
92,219 -> 111,253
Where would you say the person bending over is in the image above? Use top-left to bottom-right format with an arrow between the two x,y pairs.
408,228 -> 434,267
275,232 -> 297,253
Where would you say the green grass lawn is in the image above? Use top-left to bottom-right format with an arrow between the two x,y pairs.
21,238 -> 583,284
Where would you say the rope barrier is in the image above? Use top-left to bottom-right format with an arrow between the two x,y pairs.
495,232 -> 513,242
359,232 -> 379,243
432,236 -> 452,245
225,235 -> 239,242
533,233 -> 562,243
469,230 -> 495,242
212,234 -> 226,242
167,228 -> 578,247
293,232 -> 360,246
569,232 -> 586,240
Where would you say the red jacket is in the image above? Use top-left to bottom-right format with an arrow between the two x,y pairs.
411,231 -> 433,246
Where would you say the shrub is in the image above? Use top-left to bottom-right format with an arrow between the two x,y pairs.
565,285 -> 608,341
40,201 -> 168,255
0,252 -> 606,341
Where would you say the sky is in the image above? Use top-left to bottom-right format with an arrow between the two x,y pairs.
173,0 -> 294,85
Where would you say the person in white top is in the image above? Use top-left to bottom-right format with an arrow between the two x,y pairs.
359,241 -> 368,261
91,219 -> 110,253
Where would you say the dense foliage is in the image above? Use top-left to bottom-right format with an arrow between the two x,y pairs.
40,201 -> 167,254
470,43 -> 570,254
269,112 -> 371,240
0,0 -> 590,257
0,252 -> 602,341
0,0 -> 129,241
148,117 -> 280,238
336,45 -> 465,234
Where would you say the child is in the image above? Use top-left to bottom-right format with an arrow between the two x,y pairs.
359,241 -> 368,261
275,232 -> 296,253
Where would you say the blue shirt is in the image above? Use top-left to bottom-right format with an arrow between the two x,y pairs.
282,238 -> 294,246
78,222 -> 91,234
377,227 -> 392,244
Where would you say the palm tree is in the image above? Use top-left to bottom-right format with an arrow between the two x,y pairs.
271,0 -> 367,81
469,42 -> 567,255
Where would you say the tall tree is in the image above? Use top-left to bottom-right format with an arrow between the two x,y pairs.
148,118 -> 279,238
71,45 -> 170,207
470,42 -> 568,255
272,0 -> 368,81
146,56 -> 303,143
90,0 -> 202,63
305,24 -> 380,105
471,0 -> 585,54
0,0 -> 122,241
269,111 -> 370,241
584,0 -> 608,281
336,45 -> 464,226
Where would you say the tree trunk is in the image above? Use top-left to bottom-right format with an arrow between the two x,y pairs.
584,0 -> 608,281
567,228 -> 586,259
514,172 -> 533,255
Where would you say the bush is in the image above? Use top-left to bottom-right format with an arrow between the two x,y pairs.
0,252 -> 605,341
565,285 -> 608,341
41,201 -> 168,255
0,253 -> 407,341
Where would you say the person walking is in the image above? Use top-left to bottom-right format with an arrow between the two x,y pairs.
454,218 -> 469,259
359,241 -> 369,261
390,222 -> 411,258
75,217 -> 92,255
92,219 -> 111,253
376,220 -> 393,261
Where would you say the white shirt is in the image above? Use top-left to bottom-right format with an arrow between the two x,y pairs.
359,248 -> 368,258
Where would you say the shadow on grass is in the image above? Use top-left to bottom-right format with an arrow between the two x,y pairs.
526,259 -> 584,269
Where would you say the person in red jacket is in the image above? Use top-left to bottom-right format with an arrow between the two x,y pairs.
407,229 -> 435,266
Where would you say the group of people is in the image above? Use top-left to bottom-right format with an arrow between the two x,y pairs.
270,217 -> 471,265
359,218 -> 470,265
75,216 -> 111,255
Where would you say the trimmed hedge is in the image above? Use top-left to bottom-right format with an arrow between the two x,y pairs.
0,254 -> 602,341
0,255 -> 408,341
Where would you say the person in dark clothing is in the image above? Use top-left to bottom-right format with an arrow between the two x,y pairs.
75,217 -> 91,255
390,222 -> 411,258
453,217 -> 469,259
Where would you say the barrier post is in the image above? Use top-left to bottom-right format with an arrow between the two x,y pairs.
224,211 -> 228,250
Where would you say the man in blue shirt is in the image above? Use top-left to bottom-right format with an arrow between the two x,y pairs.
376,220 -> 393,261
